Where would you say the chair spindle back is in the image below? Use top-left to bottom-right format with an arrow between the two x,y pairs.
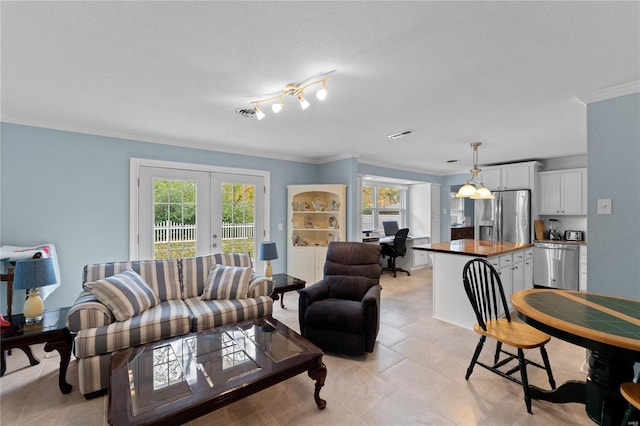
462,258 -> 511,331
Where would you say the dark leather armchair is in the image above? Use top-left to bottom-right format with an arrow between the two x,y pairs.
298,241 -> 382,356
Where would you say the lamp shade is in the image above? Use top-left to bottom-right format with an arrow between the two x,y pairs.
13,257 -> 57,290
258,242 -> 278,261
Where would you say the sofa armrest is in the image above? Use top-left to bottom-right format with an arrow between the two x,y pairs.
298,280 -> 330,331
66,290 -> 114,332
248,273 -> 274,297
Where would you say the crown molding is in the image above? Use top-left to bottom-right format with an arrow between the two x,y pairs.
318,152 -> 360,164
577,80 -> 640,104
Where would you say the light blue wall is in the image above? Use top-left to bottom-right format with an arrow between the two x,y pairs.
587,92 -> 640,299
318,158 -> 358,240
0,123 -> 315,312
1,123 -> 442,312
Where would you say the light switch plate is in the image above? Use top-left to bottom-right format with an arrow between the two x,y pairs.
597,199 -> 612,215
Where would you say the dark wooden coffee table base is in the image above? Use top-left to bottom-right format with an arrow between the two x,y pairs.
109,316 -> 326,425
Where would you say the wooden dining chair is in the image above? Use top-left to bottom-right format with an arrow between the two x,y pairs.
621,382 -> 640,425
462,258 -> 556,414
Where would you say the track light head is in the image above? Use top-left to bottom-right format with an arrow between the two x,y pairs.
316,82 -> 327,101
254,104 -> 265,120
272,99 -> 283,113
298,93 -> 310,110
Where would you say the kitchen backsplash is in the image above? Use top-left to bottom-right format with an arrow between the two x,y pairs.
539,216 -> 587,240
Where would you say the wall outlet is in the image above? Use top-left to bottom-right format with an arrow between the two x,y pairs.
277,223 -> 283,231
597,199 -> 612,215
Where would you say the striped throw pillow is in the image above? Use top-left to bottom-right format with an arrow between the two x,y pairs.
201,264 -> 251,300
84,269 -> 160,321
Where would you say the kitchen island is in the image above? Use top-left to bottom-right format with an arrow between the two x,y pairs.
413,239 -> 534,329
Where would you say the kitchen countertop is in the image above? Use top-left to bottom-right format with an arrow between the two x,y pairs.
413,239 -> 534,258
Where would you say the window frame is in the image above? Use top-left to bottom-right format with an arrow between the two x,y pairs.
361,181 -> 408,235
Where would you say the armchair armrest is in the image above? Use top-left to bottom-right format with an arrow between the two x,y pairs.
298,280 -> 330,331
361,284 -> 381,309
362,284 -> 381,353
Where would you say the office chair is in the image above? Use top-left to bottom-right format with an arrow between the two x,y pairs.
380,228 -> 410,277
462,258 -> 556,414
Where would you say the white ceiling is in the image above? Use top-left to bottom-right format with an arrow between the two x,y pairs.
2,1 -> 639,175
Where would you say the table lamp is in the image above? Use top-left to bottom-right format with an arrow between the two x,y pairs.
258,242 -> 278,278
13,257 -> 57,324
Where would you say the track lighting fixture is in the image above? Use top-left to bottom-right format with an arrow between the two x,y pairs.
248,71 -> 334,120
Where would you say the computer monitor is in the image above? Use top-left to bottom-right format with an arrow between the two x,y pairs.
382,221 -> 400,237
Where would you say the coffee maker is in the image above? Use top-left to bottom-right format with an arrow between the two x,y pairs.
547,218 -> 562,240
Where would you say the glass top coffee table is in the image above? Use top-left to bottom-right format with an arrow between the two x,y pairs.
108,316 -> 326,425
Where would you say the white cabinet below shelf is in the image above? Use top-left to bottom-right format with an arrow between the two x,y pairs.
539,168 -> 586,215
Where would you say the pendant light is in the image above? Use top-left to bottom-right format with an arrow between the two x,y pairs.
456,142 -> 494,199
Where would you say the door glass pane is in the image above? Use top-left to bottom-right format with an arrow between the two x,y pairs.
221,183 -> 255,256
154,179 -> 197,259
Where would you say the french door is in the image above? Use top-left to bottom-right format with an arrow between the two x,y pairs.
133,161 -> 267,262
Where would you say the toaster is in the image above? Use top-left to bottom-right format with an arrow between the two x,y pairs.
564,230 -> 583,241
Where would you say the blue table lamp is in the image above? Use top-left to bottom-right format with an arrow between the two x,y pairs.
258,242 -> 278,278
13,257 -> 57,324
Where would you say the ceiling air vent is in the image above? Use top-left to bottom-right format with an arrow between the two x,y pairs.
236,108 -> 256,119
388,129 -> 414,139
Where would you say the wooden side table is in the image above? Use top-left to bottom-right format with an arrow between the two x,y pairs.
1,306 -> 73,394
270,273 -> 306,309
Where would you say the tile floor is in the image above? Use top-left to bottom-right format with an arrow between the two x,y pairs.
0,268 -> 591,425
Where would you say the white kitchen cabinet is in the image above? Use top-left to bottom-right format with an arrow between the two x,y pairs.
482,168 -> 502,191
411,237 -> 431,268
481,162 -> 540,191
539,169 -> 586,215
488,249 -> 530,314
523,248 -> 534,288
287,184 -> 346,284
579,245 -> 587,291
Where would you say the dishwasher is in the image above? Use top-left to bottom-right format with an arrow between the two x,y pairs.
533,242 -> 579,290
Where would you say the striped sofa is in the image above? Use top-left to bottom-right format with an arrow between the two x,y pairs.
66,252 -> 274,397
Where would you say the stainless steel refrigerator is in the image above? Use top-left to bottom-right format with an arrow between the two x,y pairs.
475,190 -> 531,243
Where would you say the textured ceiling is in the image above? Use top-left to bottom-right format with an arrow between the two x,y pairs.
2,1 -> 639,175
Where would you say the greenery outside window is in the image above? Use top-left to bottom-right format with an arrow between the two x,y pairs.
362,184 -> 407,234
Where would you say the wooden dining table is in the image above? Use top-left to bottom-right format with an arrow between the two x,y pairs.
511,289 -> 640,426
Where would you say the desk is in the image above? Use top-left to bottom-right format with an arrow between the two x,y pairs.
365,235 -> 431,271
511,289 -> 640,425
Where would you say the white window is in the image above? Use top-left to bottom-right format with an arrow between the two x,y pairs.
361,183 -> 407,234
